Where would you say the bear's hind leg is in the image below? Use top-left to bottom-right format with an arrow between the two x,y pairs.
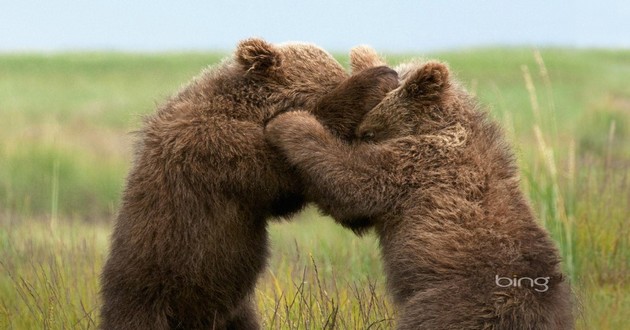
395,285 -> 494,330
225,297 -> 259,330
99,297 -> 170,330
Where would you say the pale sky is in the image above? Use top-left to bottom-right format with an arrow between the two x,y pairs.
1,0 -> 629,52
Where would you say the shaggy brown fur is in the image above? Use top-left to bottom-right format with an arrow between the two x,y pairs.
266,61 -> 574,329
99,38 -> 397,329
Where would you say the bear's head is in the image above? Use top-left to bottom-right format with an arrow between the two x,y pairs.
235,38 -> 387,111
356,61 -> 467,142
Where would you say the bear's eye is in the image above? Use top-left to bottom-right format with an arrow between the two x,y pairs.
361,131 -> 375,141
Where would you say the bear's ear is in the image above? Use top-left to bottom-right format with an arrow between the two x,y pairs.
235,38 -> 282,75
349,45 -> 386,74
401,61 -> 450,102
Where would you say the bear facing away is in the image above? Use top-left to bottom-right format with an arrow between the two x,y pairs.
266,61 -> 574,329
99,38 -> 397,329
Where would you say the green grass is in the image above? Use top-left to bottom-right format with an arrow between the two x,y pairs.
1,49 -> 629,329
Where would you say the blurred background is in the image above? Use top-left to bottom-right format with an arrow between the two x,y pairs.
2,0 -> 629,52
0,1 -> 628,329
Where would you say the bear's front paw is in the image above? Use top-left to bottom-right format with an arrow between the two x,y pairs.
361,66 -> 399,91
356,65 -> 399,112
265,111 -> 322,149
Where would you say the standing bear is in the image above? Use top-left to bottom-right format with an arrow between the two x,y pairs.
100,38 -> 398,329
266,61 -> 574,329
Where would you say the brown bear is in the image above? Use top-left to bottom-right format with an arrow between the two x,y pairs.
99,38 -> 398,329
265,61 -> 574,329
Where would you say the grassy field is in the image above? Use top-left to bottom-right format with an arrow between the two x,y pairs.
0,48 -> 629,329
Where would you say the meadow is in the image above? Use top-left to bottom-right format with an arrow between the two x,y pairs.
0,48 -> 628,329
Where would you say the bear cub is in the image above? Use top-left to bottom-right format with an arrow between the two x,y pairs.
100,38 -> 397,329
266,61 -> 574,329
